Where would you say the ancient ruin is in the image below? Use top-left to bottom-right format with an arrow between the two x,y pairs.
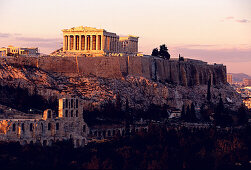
0,97 -> 88,147
62,26 -> 139,56
0,45 -> 39,57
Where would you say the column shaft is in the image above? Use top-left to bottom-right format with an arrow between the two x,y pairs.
73,35 -> 76,51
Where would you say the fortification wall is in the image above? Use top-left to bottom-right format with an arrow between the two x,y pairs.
1,56 -> 226,86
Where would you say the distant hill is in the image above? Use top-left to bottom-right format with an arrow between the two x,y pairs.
230,73 -> 251,82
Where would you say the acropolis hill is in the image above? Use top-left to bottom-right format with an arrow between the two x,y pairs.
0,26 -> 242,111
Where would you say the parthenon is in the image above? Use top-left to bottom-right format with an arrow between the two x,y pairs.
62,26 -> 139,56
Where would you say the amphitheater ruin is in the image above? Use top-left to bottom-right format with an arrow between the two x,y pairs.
0,97 -> 148,147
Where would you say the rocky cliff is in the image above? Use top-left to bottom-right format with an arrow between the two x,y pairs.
0,58 -> 242,112
0,56 -> 227,86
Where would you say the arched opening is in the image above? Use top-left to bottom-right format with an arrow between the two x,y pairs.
83,125 -> 86,132
81,139 -> 86,146
12,123 -> 16,132
22,140 -> 27,145
30,123 -> 33,131
41,123 -> 44,133
30,141 -> 34,145
48,123 -> 51,130
35,140 -> 41,145
65,110 -> 68,117
48,110 -> 51,118
56,123 -> 59,130
21,123 -> 25,132
43,140 -> 47,146
108,130 -> 111,136
48,139 -> 53,146
103,130 -> 106,138
76,139 -> 80,147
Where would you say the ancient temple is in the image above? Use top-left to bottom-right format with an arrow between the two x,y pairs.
62,26 -> 139,56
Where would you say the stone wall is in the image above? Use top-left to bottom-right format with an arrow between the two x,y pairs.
0,55 -> 227,86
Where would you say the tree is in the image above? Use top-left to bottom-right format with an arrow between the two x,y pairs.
207,77 -> 211,102
179,54 -> 184,61
159,44 -> 170,60
237,104 -> 248,125
190,103 -> 197,122
151,48 -> 159,56
181,105 -> 186,120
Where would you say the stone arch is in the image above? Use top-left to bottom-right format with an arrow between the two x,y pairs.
48,139 -> 53,146
30,123 -> 33,131
117,129 -> 121,136
81,139 -> 86,147
102,130 -> 106,137
22,140 -> 28,145
35,140 -> 41,145
43,140 -> 47,146
76,139 -> 80,147
21,123 -> 25,132
12,123 -> 16,132
41,123 -> 44,133
107,130 -> 111,136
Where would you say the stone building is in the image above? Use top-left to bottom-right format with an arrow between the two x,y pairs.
0,97 -> 88,147
0,45 -> 39,57
227,73 -> 233,84
62,26 -> 139,56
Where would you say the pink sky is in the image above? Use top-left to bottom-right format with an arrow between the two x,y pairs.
0,0 -> 250,75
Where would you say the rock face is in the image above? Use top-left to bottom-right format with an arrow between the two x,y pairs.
0,56 -> 226,86
0,58 -> 241,111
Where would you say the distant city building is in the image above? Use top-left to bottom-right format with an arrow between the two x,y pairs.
0,45 -> 39,57
62,26 -> 139,56
243,78 -> 251,86
227,73 -> 233,84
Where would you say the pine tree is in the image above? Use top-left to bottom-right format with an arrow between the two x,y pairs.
181,105 -> 186,120
151,48 -> 159,56
207,77 -> 211,102
190,103 -> 197,122
159,44 -> 170,60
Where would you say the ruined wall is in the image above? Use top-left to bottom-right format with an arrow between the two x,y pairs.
0,56 -> 227,86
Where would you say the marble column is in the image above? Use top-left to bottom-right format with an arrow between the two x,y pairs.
73,35 -> 76,51
96,35 -> 98,51
68,35 -> 71,51
79,35 -> 81,51
85,35 -> 87,50
63,36 -> 66,51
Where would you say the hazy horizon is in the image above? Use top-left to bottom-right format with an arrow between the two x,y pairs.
0,0 -> 250,75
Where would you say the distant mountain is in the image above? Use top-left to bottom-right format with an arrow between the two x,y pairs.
230,73 -> 251,82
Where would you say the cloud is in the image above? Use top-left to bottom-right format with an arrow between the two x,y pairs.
226,16 -> 234,20
236,19 -> 249,23
222,16 -> 249,23
0,33 -> 11,38
15,37 -> 61,42
170,46 -> 251,63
